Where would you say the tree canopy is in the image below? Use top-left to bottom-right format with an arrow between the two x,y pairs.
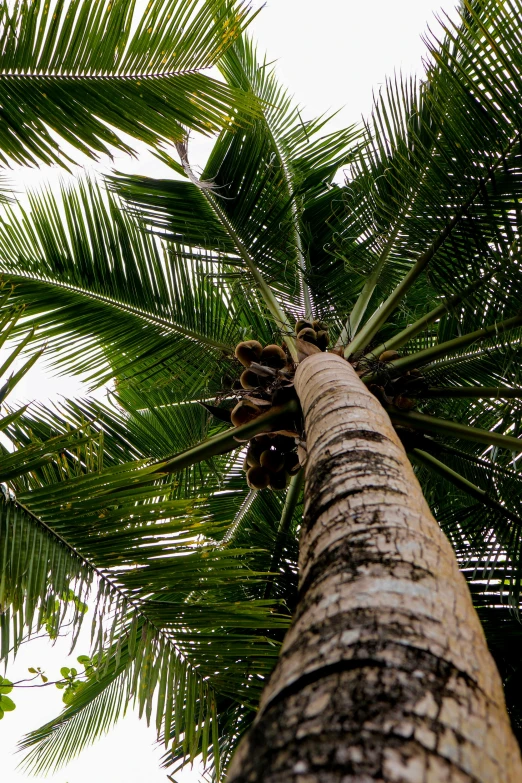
2,0 -> 522,778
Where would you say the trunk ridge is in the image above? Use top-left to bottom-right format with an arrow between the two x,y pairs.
227,352 -> 522,783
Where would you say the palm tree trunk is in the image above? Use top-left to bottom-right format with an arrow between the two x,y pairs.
227,352 -> 522,783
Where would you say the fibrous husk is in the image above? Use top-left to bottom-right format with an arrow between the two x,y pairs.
296,338 -> 322,363
274,434 -> 297,453
368,384 -> 393,405
240,369 -> 262,390
230,335 -> 305,492
231,399 -> 261,427
272,383 -> 297,406
378,349 -> 400,362
284,452 -> 301,475
235,340 -> 263,367
251,433 -> 273,449
260,449 -> 285,473
246,466 -> 270,490
312,320 -> 329,331
272,428 -> 300,438
297,327 -> 318,344
316,329 -> 329,351
246,447 -> 261,468
295,319 -> 314,334
268,471 -> 289,491
261,344 -> 286,368
393,395 -> 416,411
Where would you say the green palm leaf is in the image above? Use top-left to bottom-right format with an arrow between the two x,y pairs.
111,34 -> 362,355
0,179 -> 244,387
5,0 -> 522,778
0,0 -> 257,166
0,296 -> 288,776
1,451 -> 290,773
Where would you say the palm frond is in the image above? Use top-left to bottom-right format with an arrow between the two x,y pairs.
6,0 -> 522,777
111,33 -> 362,350
331,0 -> 522,355
0,352 -> 306,776
0,179 -> 243,387
0,0 -> 257,167
2,453 -> 290,774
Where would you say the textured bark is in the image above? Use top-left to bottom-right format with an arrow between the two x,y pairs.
227,352 -> 522,783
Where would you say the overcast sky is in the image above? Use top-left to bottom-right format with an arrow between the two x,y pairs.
2,2 -> 459,782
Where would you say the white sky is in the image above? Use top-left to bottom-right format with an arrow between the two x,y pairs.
2,1 -> 459,781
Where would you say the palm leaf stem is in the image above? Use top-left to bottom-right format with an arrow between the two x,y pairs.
207,190 -> 298,359
214,28 -> 314,321
336,225 -> 401,347
287,195 -> 312,322
389,315 -> 522,374
176,145 -> 298,360
162,400 -> 300,473
262,125 -> 313,321
336,99 -> 441,351
0,68 -> 222,83
221,489 -> 256,546
410,448 -> 522,526
427,441 -> 517,474
344,131 -> 522,359
344,227 -> 453,360
421,340 -> 522,373
389,409 -> 522,452
263,469 -> 304,601
5,273 -> 233,355
286,198 -> 312,322
137,395 -> 235,413
337,68 -> 452,349
420,386 -> 522,399
363,270 -> 497,360
363,315 -> 522,382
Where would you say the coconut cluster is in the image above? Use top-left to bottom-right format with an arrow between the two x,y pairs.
243,433 -> 301,490
230,338 -> 302,491
294,319 -> 330,351
219,321 -> 425,492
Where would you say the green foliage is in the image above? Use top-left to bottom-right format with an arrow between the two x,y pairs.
0,0 -> 258,167
2,0 -> 522,778
56,667 -> 81,705
0,676 -> 16,720
0,283 -> 286,774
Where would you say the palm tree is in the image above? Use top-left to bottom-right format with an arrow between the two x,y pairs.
2,0 -> 522,780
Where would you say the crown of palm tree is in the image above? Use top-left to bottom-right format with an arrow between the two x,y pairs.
2,0 -> 522,779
